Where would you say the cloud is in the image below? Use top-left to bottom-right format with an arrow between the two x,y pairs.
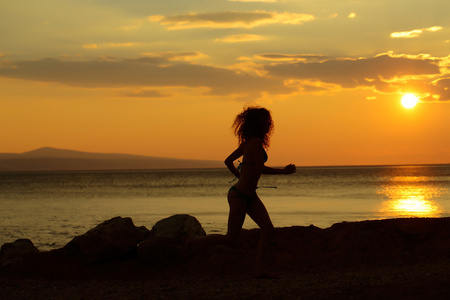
228,0 -> 277,2
400,76 -> 450,101
82,42 -> 146,49
264,53 -> 450,101
2,51 -> 448,102
255,53 -> 328,62
390,26 -> 443,38
215,34 -> 266,43
120,19 -> 145,31
430,78 -> 450,101
139,51 -> 207,61
82,43 -> 99,49
148,11 -> 315,30
265,54 -> 439,87
121,89 -> 167,98
0,55 -> 293,99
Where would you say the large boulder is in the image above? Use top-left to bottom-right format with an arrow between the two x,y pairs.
0,239 -> 40,267
150,214 -> 206,239
138,214 -> 206,265
63,217 -> 149,262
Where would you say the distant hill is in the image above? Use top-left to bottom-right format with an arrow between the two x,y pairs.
0,147 -> 224,171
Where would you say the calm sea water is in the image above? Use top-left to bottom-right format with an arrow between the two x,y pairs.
1,165 -> 449,251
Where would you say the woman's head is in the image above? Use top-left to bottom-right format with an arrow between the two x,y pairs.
232,106 -> 274,148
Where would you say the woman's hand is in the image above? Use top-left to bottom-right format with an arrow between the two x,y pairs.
284,164 -> 296,174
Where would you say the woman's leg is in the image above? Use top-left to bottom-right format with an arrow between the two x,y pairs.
225,189 -> 247,242
246,195 -> 276,277
184,190 -> 246,252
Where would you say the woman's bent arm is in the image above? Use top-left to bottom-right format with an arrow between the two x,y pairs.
225,147 -> 244,178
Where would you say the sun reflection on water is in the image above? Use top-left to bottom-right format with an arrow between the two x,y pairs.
377,176 -> 445,218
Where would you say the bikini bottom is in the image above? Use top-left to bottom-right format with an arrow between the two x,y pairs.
229,185 -> 256,205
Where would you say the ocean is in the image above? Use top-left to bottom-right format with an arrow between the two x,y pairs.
1,164 -> 449,251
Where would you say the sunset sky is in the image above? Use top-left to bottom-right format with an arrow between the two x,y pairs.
1,0 -> 449,166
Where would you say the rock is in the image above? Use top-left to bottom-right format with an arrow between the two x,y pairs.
150,214 -> 206,239
63,217 -> 149,262
137,214 -> 206,265
0,239 -> 40,267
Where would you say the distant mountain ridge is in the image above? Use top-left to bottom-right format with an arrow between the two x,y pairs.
0,147 -> 224,171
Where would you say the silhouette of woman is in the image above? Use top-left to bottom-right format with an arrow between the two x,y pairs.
186,106 -> 296,278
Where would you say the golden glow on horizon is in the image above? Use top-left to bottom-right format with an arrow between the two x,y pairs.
377,176 -> 445,218
401,94 -> 419,109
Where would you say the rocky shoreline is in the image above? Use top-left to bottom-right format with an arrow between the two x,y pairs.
1,215 -> 450,299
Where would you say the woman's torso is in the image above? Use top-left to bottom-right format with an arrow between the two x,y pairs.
234,139 -> 267,195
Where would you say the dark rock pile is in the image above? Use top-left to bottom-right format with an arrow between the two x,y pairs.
0,214 -> 206,276
1,216 -> 449,280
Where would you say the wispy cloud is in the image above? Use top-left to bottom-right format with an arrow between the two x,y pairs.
149,11 -> 315,30
82,44 -> 99,49
390,26 -> 443,38
121,89 -> 167,98
139,51 -> 207,61
120,20 -> 145,31
216,34 -> 266,43
82,42 -> 146,49
255,53 -> 328,62
228,0 -> 277,2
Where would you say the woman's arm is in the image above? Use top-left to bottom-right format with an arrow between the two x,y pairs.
243,138 -> 295,176
262,164 -> 296,175
224,146 -> 244,179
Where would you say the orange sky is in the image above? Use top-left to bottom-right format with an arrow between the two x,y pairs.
1,0 -> 449,166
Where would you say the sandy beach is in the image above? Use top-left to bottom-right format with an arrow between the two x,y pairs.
1,217 -> 450,299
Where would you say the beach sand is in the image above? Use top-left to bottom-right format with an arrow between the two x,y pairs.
1,260 -> 449,299
1,217 -> 450,299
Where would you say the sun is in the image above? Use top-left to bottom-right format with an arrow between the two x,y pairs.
401,94 -> 419,109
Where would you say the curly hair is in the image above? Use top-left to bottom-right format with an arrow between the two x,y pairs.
232,106 -> 274,148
